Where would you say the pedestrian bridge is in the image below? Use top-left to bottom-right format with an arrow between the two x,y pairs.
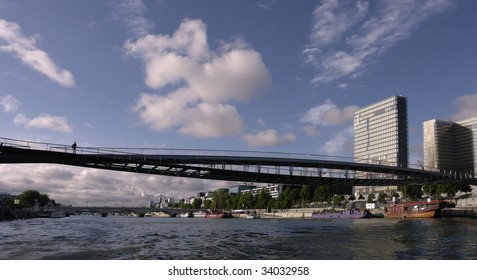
0,137 -> 473,186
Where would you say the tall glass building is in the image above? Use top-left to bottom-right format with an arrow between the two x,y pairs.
423,117 -> 477,178
353,96 -> 408,194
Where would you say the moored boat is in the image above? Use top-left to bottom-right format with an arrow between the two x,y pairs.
192,211 -> 207,218
179,211 -> 193,218
206,210 -> 225,218
385,200 -> 447,219
37,210 -> 66,218
312,209 -> 371,219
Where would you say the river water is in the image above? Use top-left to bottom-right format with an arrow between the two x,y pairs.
1,215 -> 477,260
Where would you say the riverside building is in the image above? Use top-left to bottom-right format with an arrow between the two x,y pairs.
353,95 -> 409,195
423,117 -> 477,178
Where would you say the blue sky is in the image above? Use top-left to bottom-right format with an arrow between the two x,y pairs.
1,0 -> 477,206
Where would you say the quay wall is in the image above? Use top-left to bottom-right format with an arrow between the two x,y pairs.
441,207 -> 477,218
258,208 -> 316,219
0,207 -> 37,221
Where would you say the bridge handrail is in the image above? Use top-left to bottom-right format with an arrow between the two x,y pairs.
0,136 -> 450,174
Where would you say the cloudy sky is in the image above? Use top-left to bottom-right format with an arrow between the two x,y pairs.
1,0 -> 477,206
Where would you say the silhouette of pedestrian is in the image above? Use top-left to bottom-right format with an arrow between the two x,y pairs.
72,141 -> 77,154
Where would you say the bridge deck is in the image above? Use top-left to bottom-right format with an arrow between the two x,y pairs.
1,136 -> 474,186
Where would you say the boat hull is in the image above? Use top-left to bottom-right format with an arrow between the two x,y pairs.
206,213 -> 225,218
385,200 -> 446,219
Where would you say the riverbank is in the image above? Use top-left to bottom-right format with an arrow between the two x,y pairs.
256,207 -> 477,219
0,207 -> 37,221
441,207 -> 477,218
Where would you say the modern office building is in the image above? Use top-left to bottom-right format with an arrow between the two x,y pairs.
423,117 -> 477,178
353,95 -> 409,194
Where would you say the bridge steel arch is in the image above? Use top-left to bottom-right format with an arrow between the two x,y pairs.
0,137 -> 474,187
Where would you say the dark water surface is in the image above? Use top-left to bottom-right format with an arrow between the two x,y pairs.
1,216 -> 477,260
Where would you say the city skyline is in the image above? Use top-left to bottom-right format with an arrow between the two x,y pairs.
1,0 -> 477,206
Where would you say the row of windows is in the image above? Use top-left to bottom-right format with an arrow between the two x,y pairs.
355,120 -> 401,133
355,130 -> 399,140
355,146 -> 400,157
355,97 -> 400,114
355,110 -> 399,124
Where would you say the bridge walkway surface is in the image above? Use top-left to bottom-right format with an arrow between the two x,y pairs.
1,137 -> 475,186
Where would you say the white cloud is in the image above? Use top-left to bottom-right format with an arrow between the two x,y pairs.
14,113 -> 73,133
0,164 -> 211,206
301,125 -> 320,138
242,129 -> 296,147
452,93 -> 477,121
127,18 -> 271,138
258,0 -> 277,10
300,99 -> 358,126
111,0 -> 154,38
309,0 -> 368,49
0,94 -> 20,112
320,126 -> 354,156
257,118 -> 266,127
13,113 -> 28,126
306,0 -> 453,86
0,19 -> 75,87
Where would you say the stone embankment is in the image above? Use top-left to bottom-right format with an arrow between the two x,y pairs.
441,207 -> 477,218
0,207 -> 37,221
258,208 -> 316,219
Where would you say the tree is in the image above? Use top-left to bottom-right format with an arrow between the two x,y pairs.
367,193 -> 375,203
212,189 -> 229,209
203,199 -> 212,209
401,185 -> 423,201
19,190 -> 41,208
299,185 -> 313,206
257,190 -> 272,210
192,198 -> 203,209
279,187 -> 299,209
238,192 -> 254,209
313,185 -> 332,206
377,192 -> 388,204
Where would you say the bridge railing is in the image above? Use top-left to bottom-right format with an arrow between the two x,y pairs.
0,136 -> 461,177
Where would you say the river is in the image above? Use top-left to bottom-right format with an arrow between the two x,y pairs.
1,215 -> 477,260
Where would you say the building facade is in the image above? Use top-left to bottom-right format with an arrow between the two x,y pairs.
353,95 -> 409,194
423,117 -> 477,178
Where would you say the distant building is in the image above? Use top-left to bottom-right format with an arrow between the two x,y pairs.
423,117 -> 477,178
353,95 -> 408,195
228,184 -> 256,195
241,185 -> 283,199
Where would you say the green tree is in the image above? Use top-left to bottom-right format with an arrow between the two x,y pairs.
367,193 -> 375,203
279,187 -> 300,209
401,185 -> 423,201
313,185 -> 332,206
377,192 -> 388,204
192,198 -> 203,209
299,185 -> 313,206
203,199 -> 212,209
19,190 -> 41,207
333,195 -> 342,208
238,192 -> 254,209
257,190 -> 272,210
212,189 -> 230,209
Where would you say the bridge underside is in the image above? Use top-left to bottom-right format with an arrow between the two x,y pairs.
1,145 -> 472,186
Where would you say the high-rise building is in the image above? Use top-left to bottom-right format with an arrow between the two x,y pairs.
353,95 -> 408,194
423,117 -> 477,178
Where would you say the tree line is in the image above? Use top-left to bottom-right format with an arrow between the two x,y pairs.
176,182 -> 473,210
0,190 -> 57,208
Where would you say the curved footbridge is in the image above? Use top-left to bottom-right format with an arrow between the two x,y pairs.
0,137 -> 474,186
